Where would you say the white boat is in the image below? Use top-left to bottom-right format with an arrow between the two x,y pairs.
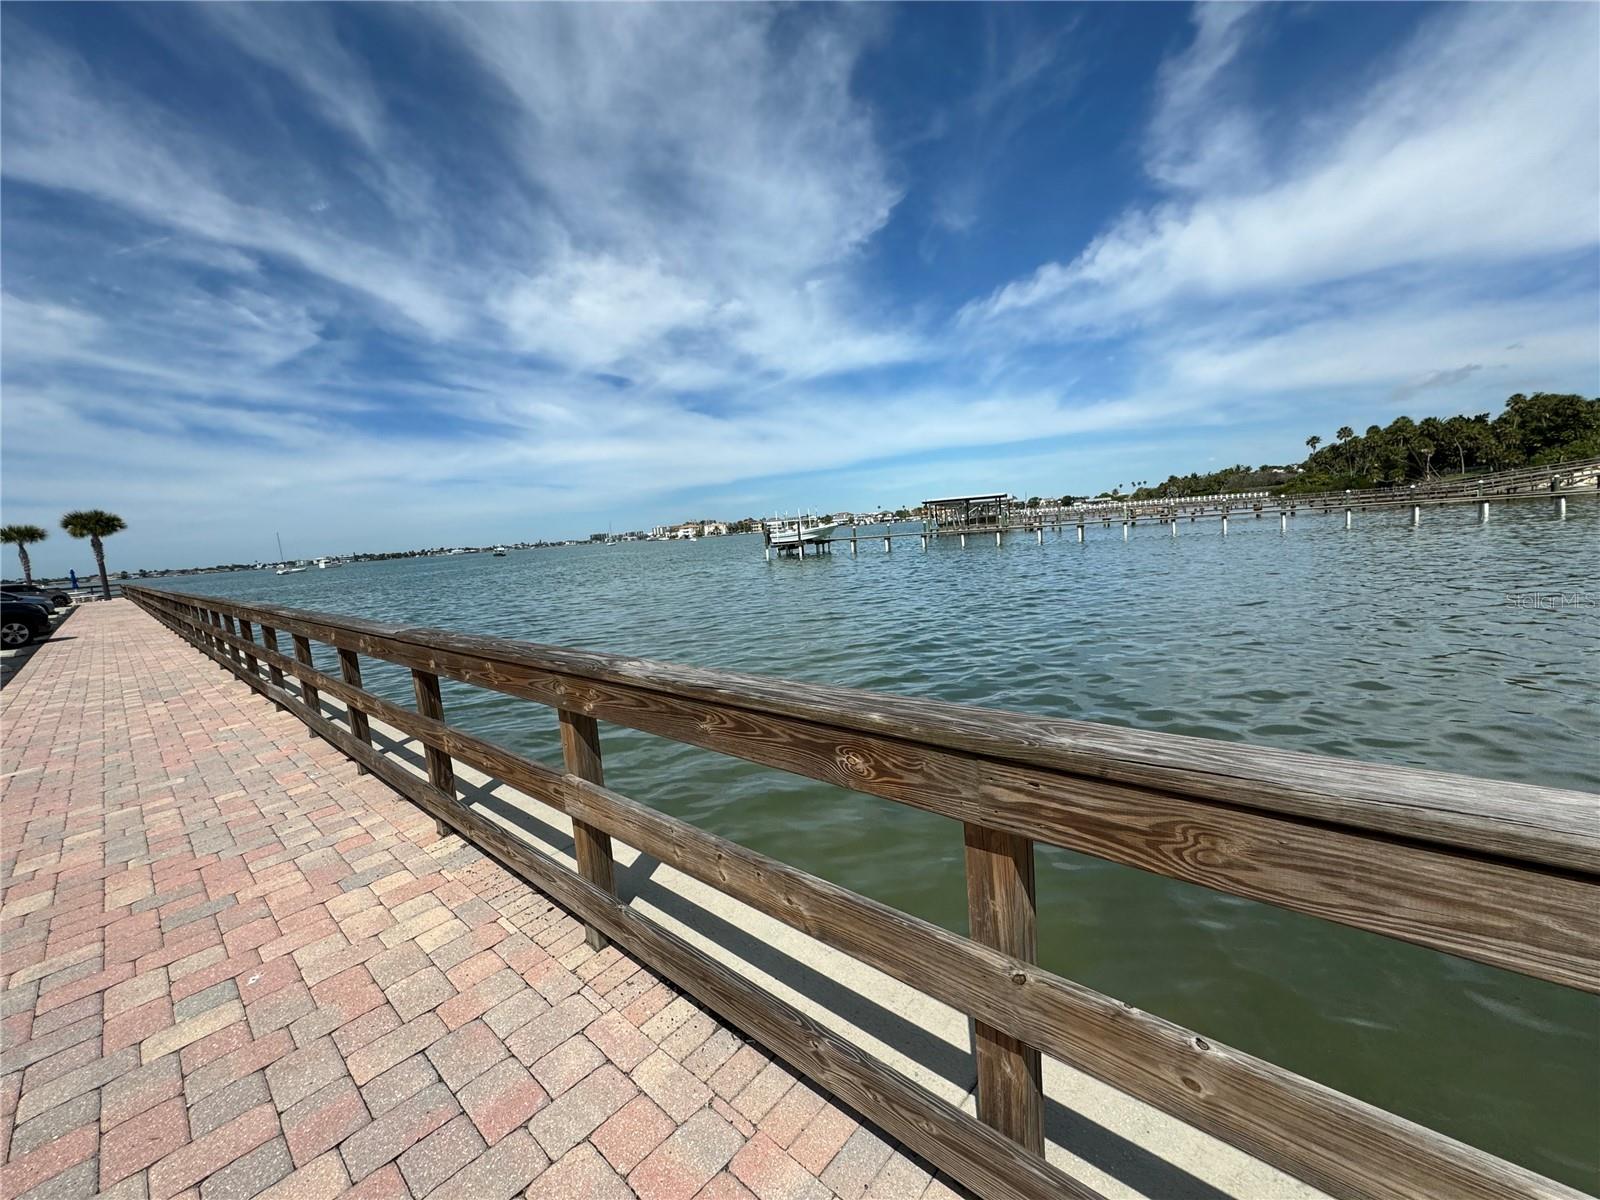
763,514 -> 838,547
275,534 -> 307,574
492,546 -> 508,557
315,557 -> 342,569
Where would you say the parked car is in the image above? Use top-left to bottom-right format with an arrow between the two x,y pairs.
0,590 -> 57,613
0,600 -> 51,648
2,584 -> 71,608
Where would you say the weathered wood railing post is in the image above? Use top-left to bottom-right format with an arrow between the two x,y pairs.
237,619 -> 260,680
292,635 -> 319,725
209,610 -> 227,657
411,669 -> 454,837
339,649 -> 372,774
963,824 -> 1044,1155
559,709 -> 617,951
222,615 -> 244,666
259,625 -> 288,710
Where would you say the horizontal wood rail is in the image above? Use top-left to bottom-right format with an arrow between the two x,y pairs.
124,585 -> 1596,1200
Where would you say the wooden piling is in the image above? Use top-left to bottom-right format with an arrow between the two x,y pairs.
339,649 -> 372,774
1345,508 -> 1352,529
963,825 -> 1044,1154
260,625 -> 288,709
1412,505 -> 1421,526
1479,501 -> 1490,524
411,668 -> 454,837
220,615 -> 242,666
237,619 -> 259,679
292,634 -> 318,722
1557,496 -> 1568,518
560,709 -> 616,951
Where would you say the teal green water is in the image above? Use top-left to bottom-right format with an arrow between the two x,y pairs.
161,498 -> 1600,1189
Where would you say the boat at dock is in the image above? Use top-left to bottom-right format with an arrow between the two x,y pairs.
763,514 -> 838,547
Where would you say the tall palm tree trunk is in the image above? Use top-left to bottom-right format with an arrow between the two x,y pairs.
18,545 -> 33,585
93,535 -> 110,599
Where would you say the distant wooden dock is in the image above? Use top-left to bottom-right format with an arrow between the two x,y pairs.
768,457 -> 1598,557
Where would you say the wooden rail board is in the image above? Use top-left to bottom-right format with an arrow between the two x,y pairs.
131,588 -> 1596,874
128,588 -> 1597,1200
558,777 -> 1578,1200
129,590 -> 1599,991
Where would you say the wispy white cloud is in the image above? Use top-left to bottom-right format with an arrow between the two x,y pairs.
967,3 -> 1599,329
1144,2 -> 1265,193
191,6 -> 388,150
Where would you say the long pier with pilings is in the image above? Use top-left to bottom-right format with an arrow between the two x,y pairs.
763,457 -> 1597,558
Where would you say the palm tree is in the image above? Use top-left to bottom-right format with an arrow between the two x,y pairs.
60,510 -> 127,599
0,524 -> 48,584
1333,427 -> 1356,474
1305,435 -> 1322,456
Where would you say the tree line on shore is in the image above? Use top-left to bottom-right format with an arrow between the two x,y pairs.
1,511 -> 127,598
1127,392 -> 1598,501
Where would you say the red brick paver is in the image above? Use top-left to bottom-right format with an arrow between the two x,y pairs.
0,602 -> 950,1198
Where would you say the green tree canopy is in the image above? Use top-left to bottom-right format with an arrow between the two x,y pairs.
1126,393 -> 1596,499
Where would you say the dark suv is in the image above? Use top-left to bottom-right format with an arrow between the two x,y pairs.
1,600 -> 51,648
3,584 -> 72,608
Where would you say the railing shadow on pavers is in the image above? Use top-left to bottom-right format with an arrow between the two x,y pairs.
374,725 -> 1237,1200
124,584 -> 1600,1200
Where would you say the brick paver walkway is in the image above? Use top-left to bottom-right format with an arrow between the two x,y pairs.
1,601 -> 962,1200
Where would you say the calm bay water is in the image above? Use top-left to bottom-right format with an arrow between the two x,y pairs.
161,498 -> 1599,1189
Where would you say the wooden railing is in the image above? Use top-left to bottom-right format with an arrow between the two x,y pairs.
123,585 -> 1598,1200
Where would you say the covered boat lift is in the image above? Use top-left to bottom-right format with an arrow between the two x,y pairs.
923,493 -> 1012,537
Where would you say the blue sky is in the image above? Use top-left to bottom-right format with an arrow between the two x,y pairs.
2,2 -> 1596,572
